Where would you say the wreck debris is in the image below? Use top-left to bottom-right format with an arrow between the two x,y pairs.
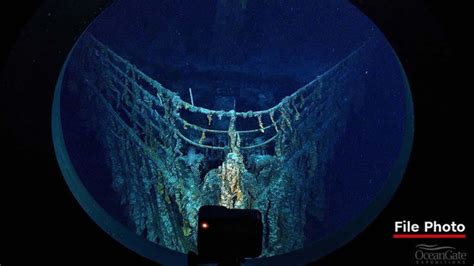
76,33 -> 368,256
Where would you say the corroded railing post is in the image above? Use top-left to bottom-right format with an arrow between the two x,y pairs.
218,110 -> 244,208
227,110 -> 240,154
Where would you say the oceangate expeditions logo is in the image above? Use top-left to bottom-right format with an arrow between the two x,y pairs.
414,244 -> 467,264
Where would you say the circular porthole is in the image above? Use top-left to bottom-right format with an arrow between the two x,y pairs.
52,0 -> 413,264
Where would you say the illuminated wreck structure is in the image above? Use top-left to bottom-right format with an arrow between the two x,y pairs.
75,34 -> 368,256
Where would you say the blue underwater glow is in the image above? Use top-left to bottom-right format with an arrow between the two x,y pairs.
53,0 -> 412,263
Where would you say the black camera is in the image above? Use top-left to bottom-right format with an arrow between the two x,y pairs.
196,205 -> 263,262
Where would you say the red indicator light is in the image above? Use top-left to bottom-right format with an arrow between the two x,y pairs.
201,222 -> 209,229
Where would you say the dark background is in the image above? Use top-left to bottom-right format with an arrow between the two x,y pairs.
0,0 -> 470,265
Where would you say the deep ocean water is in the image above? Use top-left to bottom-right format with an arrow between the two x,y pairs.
53,0 -> 413,262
